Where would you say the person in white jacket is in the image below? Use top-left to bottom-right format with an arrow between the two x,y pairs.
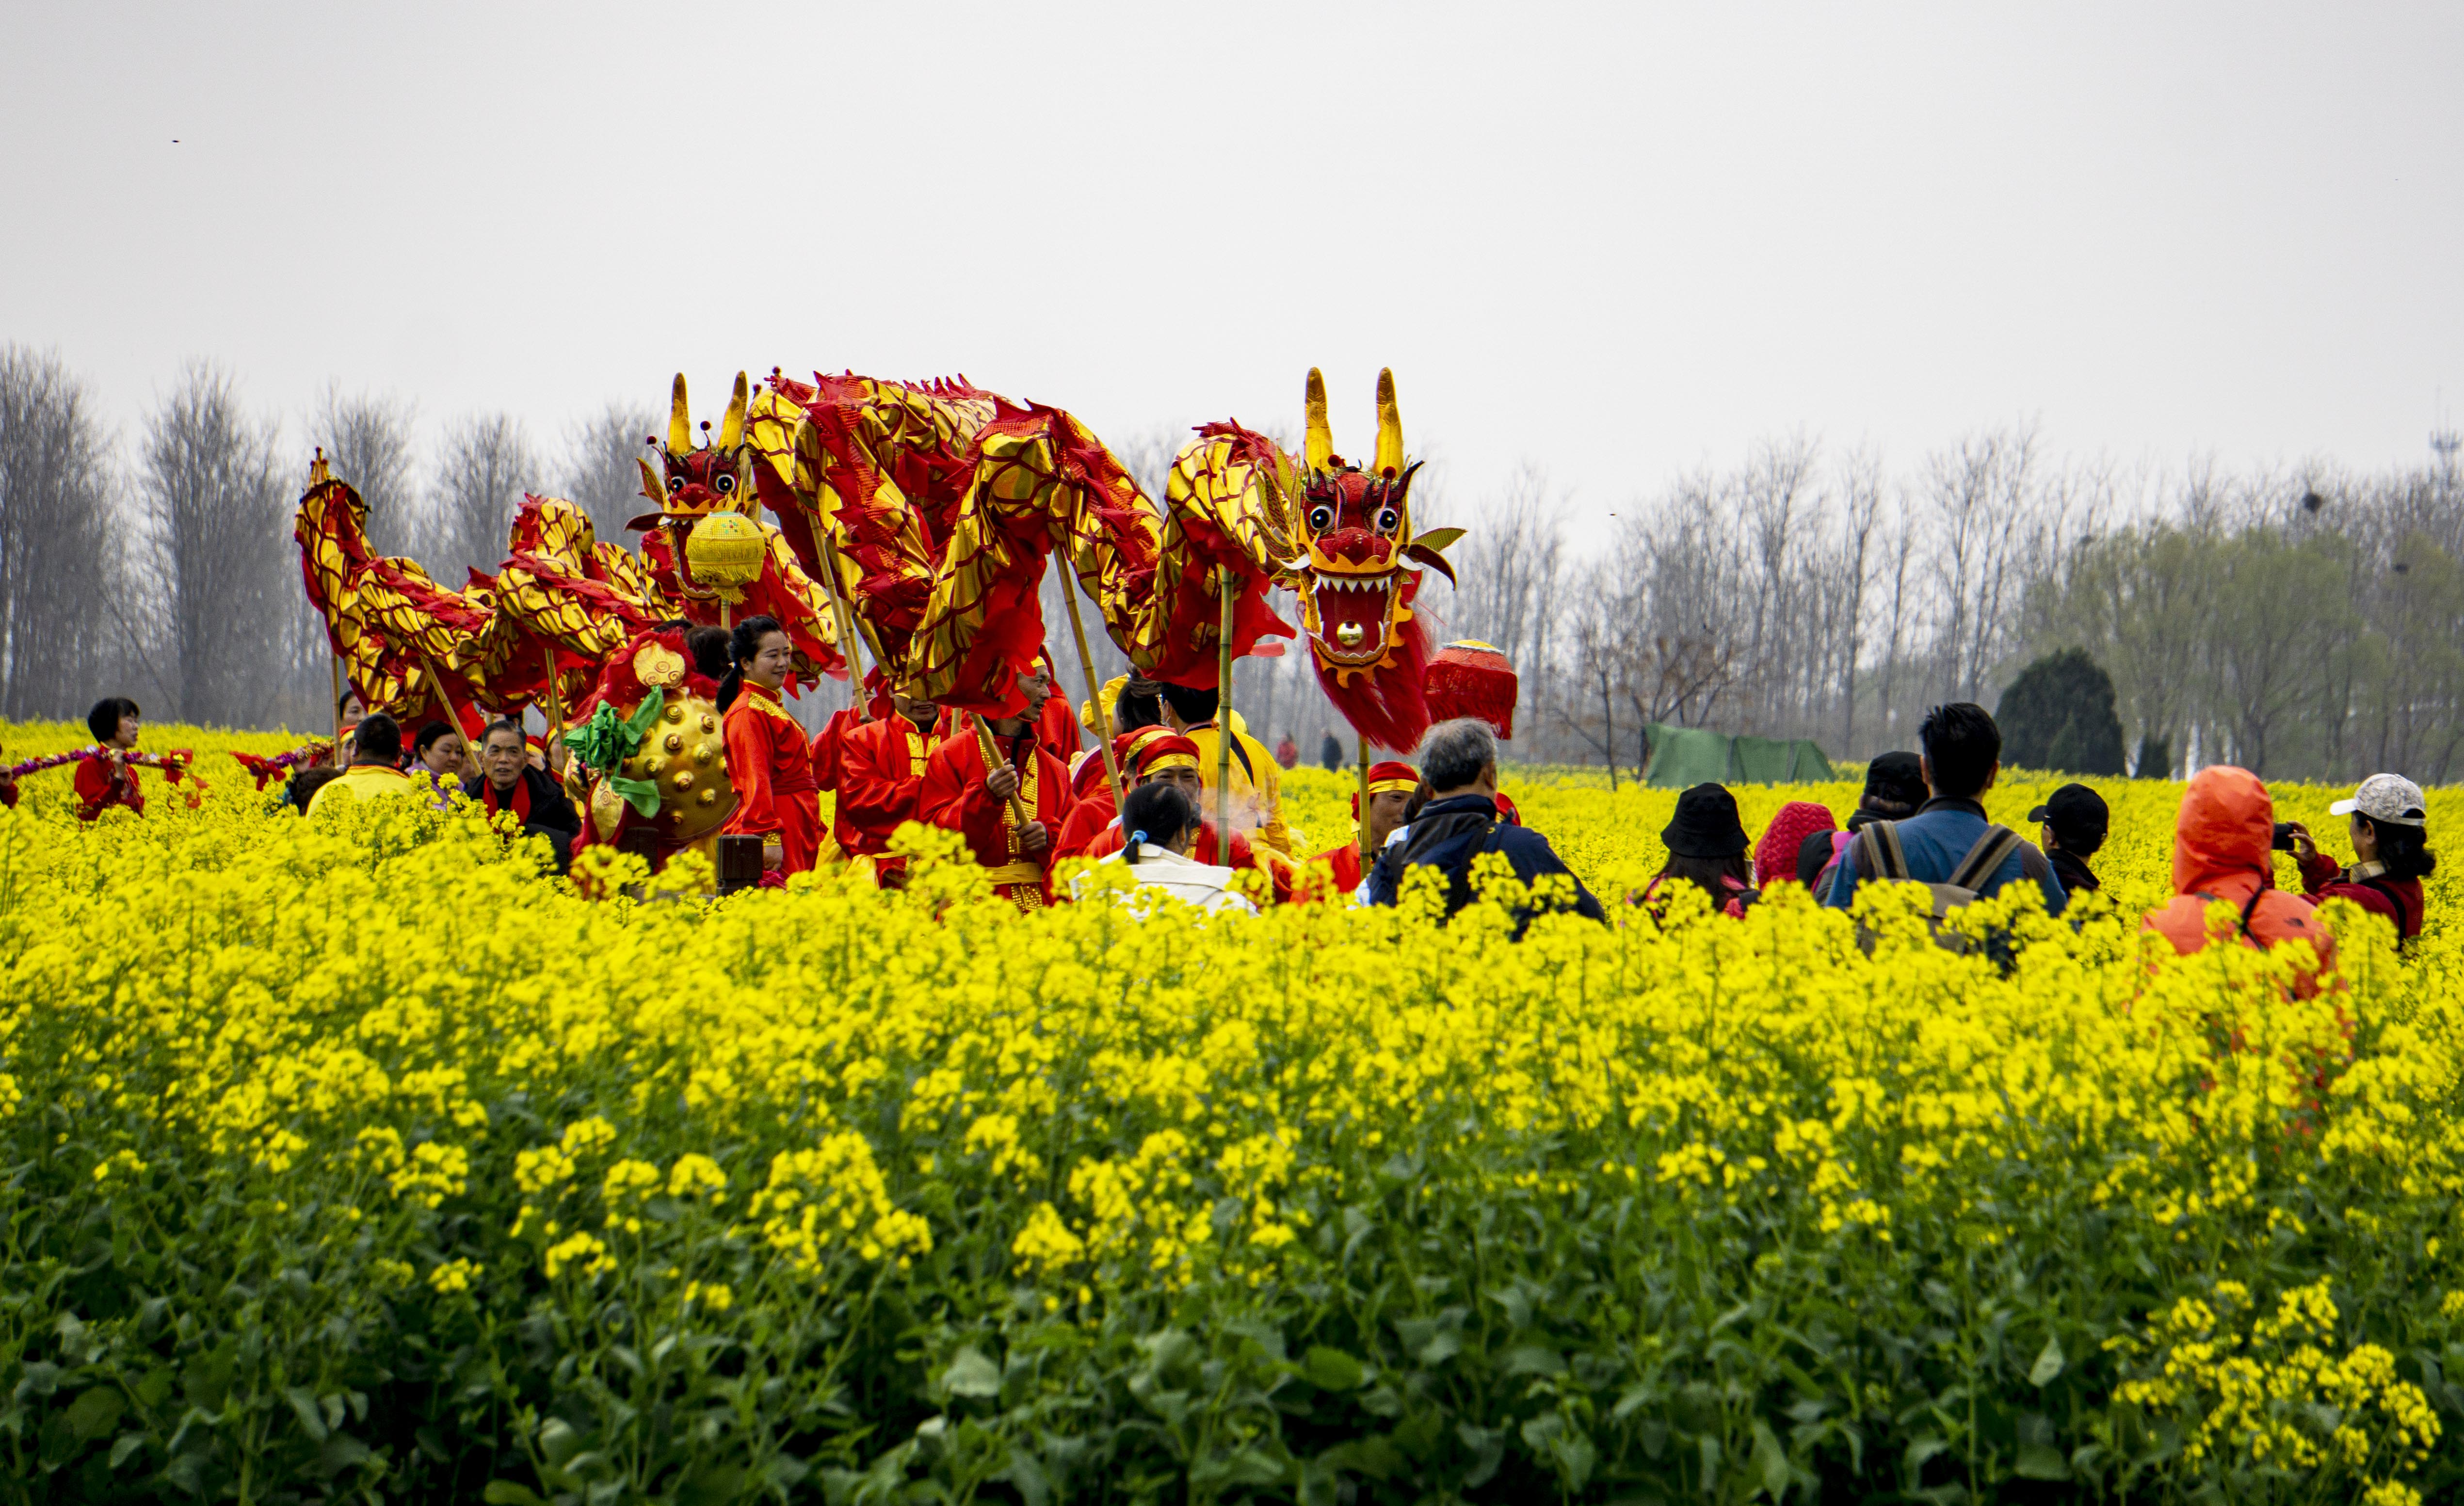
1074,783 -> 1257,915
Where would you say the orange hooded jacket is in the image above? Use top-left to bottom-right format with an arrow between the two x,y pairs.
2143,766 -> 2336,975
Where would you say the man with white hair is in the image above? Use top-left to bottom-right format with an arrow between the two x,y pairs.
1362,718 -> 1602,929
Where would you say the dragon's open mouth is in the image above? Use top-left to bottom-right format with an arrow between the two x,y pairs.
1311,571 -> 1398,667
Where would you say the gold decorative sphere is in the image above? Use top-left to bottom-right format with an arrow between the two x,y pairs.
684,512 -> 766,601
615,690 -> 738,842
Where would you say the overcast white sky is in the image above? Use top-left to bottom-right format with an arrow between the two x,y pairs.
5,2 -> 2459,523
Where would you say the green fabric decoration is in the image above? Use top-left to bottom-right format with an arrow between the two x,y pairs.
562,689 -> 668,817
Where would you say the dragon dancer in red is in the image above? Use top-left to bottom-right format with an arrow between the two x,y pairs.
919,659 -> 1074,910
829,681 -> 947,886
719,614 -> 824,877
1302,760 -> 1419,901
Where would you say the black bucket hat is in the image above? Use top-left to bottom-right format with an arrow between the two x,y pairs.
1662,783 -> 1749,859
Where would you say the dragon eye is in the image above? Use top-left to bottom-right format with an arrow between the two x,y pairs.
1307,505 -> 1334,532
1374,507 -> 1400,534
665,475 -> 685,494
713,473 -> 736,495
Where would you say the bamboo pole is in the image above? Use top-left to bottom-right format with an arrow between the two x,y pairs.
814,533 -> 873,723
330,656 -> 345,766
540,645 -> 565,775
1059,566 -> 1126,814
1215,567 -> 1234,866
969,712 -> 1032,827
1357,736 -> 1372,869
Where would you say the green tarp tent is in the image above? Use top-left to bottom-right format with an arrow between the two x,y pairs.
1640,722 -> 1835,787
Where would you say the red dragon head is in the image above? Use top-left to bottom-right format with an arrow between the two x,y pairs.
627,371 -> 758,533
1292,368 -> 1463,750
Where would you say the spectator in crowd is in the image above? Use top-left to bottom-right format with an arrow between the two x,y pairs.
1757,800 -> 1836,891
1822,704 -> 2067,917
1797,751 -> 1926,887
1320,733 -> 1344,772
309,713 -> 414,813
1075,782 -> 1256,916
1274,734 -> 1299,770
2286,772 -> 2434,945
76,696 -> 148,821
285,766 -> 342,813
414,721 -> 468,780
2144,765 -> 2335,976
1364,718 -> 1604,929
462,719 -> 581,872
2030,783 -> 2110,896
1641,783 -> 1758,919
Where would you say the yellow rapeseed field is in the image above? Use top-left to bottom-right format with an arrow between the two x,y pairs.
0,716 -> 2457,1505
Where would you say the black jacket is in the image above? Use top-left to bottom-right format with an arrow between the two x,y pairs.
1362,793 -> 1605,930
2047,848 -> 2099,895
461,767 -> 581,871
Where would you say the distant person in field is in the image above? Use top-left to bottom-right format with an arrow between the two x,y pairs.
1822,704 -> 2067,917
309,712 -> 415,813
1755,800 -> 1836,891
2285,772 -> 2434,946
1274,733 -> 1299,770
2030,783 -> 2110,896
2144,765 -> 2335,977
1364,718 -> 1603,930
464,719 -> 581,873
1641,783 -> 1757,920
1320,733 -> 1344,773
1799,751 -> 1926,890
76,696 -> 149,821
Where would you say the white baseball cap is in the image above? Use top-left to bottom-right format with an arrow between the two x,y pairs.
2329,772 -> 2427,827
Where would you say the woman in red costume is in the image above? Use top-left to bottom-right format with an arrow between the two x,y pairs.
717,615 -> 823,876
75,697 -> 149,822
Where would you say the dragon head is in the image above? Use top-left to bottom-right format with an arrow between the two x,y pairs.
628,372 -> 757,532
1293,368 -> 1465,674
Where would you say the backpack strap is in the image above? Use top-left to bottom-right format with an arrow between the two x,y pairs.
2238,888 -> 2265,939
1855,819 -> 1911,882
1947,825 -> 2024,892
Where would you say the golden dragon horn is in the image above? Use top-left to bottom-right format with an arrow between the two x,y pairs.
668,373 -> 694,454
1304,368 -> 1334,474
718,371 -> 750,450
1374,368 -> 1405,477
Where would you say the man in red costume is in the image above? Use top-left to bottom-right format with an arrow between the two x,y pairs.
1302,760 -> 1418,901
1053,725 -> 1176,859
831,685 -> 945,886
721,615 -> 825,875
920,660 -> 1074,910
1075,732 -> 1300,901
1034,650 -> 1082,761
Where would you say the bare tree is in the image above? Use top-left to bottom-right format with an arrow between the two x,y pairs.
137,363 -> 289,727
0,347 -> 123,721
562,400 -> 659,545
430,413 -> 537,584
313,385 -> 422,556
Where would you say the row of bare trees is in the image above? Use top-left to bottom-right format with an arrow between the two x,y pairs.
6,344 -> 2453,783
0,346 -> 649,732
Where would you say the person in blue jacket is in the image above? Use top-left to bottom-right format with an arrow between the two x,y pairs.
1823,701 -> 2067,917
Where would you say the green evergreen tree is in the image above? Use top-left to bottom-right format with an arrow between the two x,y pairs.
1997,648 -> 2127,775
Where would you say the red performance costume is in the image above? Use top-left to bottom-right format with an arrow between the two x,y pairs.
1304,760 -> 1420,900
74,752 -> 146,822
722,681 -> 824,875
1074,733 -> 1296,900
1053,725 -> 1176,859
920,721 -> 1073,910
832,710 -> 943,878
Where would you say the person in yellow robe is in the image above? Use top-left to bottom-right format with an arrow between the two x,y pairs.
1158,682 -> 1292,857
